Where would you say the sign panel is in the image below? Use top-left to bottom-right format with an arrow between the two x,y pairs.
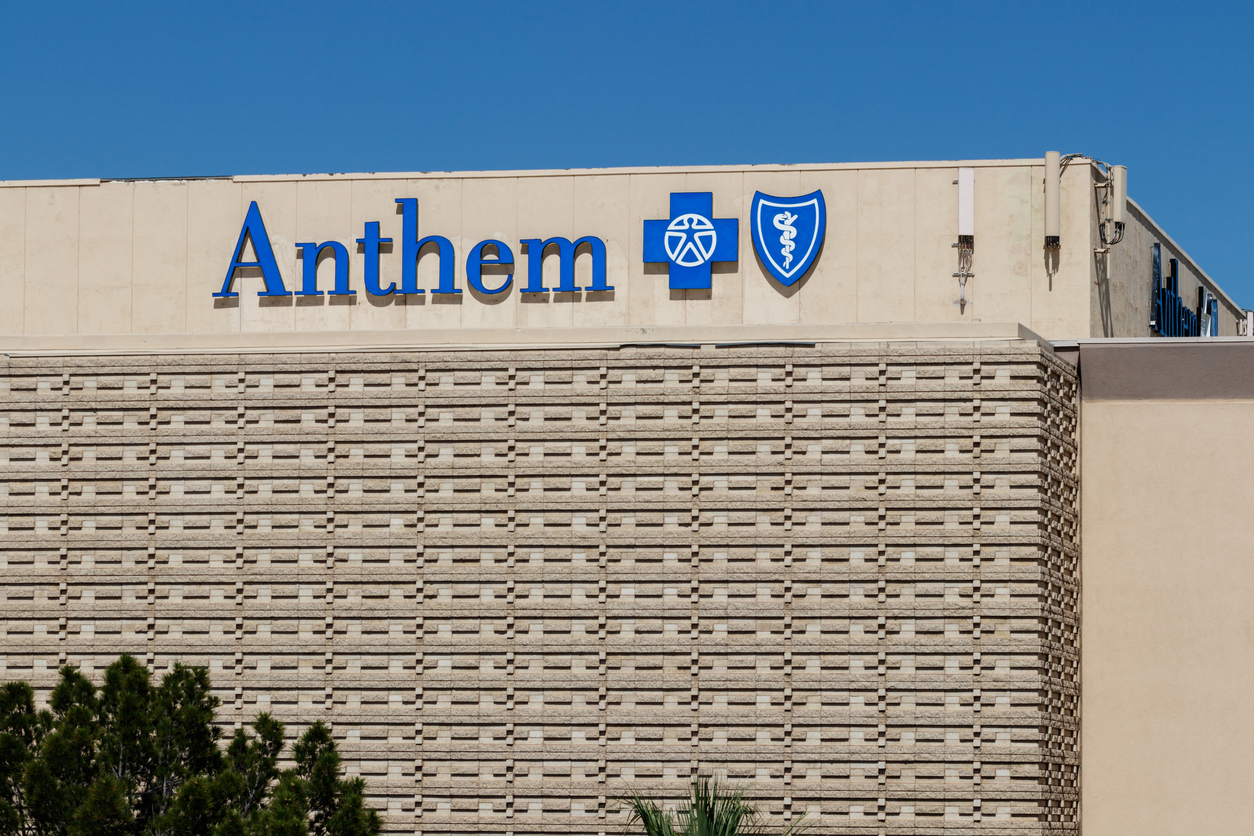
213,190 -> 827,300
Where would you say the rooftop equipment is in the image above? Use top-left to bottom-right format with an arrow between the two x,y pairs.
1044,151 -> 1061,248
1044,151 -> 1126,249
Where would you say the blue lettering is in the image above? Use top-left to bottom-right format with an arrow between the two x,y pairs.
519,237 -> 610,293
395,198 -> 457,295
295,241 -> 353,296
223,199 -> 622,300
466,240 -> 514,295
215,201 -> 289,298
356,222 -> 394,296
1151,249 -> 1205,337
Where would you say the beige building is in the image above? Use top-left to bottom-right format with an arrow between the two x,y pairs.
0,157 -> 1242,343
1072,340 -> 1254,836
0,157 -> 1250,835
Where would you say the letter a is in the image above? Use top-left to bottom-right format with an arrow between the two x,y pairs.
214,201 -> 290,297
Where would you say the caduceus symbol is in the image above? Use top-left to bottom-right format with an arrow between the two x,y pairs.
773,211 -> 798,270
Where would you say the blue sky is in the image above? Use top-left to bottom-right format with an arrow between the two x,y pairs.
2,1 -> 1252,307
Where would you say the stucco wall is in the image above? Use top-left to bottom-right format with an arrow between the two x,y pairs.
1080,342 -> 1254,834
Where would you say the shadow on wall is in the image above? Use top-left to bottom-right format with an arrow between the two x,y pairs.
1044,247 -> 1060,293
1096,252 -> 1112,338
752,237 -> 824,300
1092,182 -> 1113,337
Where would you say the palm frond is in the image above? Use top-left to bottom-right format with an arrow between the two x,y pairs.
620,775 -> 805,836
622,792 -> 679,836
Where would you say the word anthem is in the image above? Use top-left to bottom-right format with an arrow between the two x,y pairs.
214,200 -> 611,299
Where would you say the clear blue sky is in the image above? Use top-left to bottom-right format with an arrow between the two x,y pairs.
2,1 -> 1252,308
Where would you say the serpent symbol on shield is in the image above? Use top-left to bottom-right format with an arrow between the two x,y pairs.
750,190 -> 826,287
774,211 -> 798,270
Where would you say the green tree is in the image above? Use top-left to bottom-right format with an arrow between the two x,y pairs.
24,666 -> 100,836
0,656 -> 379,836
289,723 -> 378,836
0,682 -> 40,836
623,776 -> 805,836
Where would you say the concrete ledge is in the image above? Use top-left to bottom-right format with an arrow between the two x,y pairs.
0,322 -> 1049,357
1078,339 -> 1254,400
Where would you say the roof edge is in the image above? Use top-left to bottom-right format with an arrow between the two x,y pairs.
0,322 -> 1050,357
0,158 -> 1047,188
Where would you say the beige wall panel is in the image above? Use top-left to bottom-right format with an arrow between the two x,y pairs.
0,161 -> 1230,341
23,187 -> 79,335
132,181 -> 188,335
403,178 -> 462,331
346,179 -> 407,332
856,169 -> 914,322
741,170 -> 802,326
682,171 -> 744,327
0,188 -> 24,335
1105,203 -> 1151,337
973,166 -> 1032,325
1031,166 -> 1091,338
1218,292 -> 1240,335
629,173 -> 684,327
572,174 -> 630,329
293,179 -> 354,332
798,169 -> 858,326
516,176 -> 575,330
459,177 -> 518,330
1082,399 -> 1254,836
1084,167 -> 1110,338
186,179 -> 243,334
912,167 -> 961,322
1025,164 -> 1046,336
77,182 -> 133,335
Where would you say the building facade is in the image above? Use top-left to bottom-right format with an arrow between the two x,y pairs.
0,158 -> 1249,835
0,158 -> 1241,343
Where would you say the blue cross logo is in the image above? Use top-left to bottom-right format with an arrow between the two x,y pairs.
643,192 -> 738,289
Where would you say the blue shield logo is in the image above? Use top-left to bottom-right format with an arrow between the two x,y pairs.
750,190 -> 826,286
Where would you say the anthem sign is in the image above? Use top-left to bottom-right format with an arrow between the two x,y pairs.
214,191 -> 827,299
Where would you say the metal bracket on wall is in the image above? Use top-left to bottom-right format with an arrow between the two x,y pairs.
953,242 -> 974,313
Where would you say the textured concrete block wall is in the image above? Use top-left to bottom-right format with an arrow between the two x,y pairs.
0,341 -> 1078,835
